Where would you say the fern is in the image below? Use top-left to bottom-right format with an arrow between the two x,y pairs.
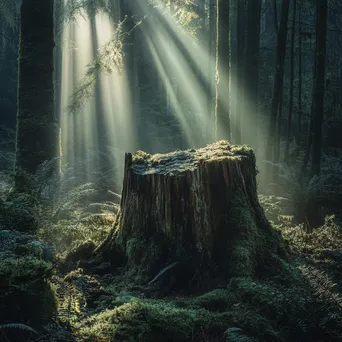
224,328 -> 257,342
51,182 -> 98,220
0,323 -> 38,334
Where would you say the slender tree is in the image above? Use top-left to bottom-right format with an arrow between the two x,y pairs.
207,0 -> 217,142
272,0 -> 278,32
310,0 -> 328,176
284,0 -> 296,162
296,0 -> 302,146
266,0 -> 290,164
244,0 -> 261,149
235,0 -> 246,145
216,0 -> 230,141
15,0 -> 58,191
195,0 -> 211,143
120,0 -> 139,151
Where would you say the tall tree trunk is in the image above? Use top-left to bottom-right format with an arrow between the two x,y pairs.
284,0 -> 296,162
310,0 -> 328,177
89,15 -> 108,171
207,0 -> 217,143
15,0 -> 58,191
216,0 -> 230,141
235,0 -> 247,145
272,0 -> 278,32
244,0 -> 261,150
121,0 -> 138,151
196,0 -> 210,144
54,0 -> 63,132
296,1 -> 302,146
265,0 -> 290,165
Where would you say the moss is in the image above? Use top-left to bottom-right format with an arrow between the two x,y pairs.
41,259 -> 342,342
77,300 -> 217,342
184,288 -> 236,312
65,240 -> 96,263
0,257 -> 57,327
131,140 -> 254,176
0,229 -> 57,331
75,275 -> 333,342
0,193 -> 38,231
227,277 -> 342,341
0,257 -> 52,285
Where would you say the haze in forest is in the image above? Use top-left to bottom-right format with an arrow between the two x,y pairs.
57,0 -> 232,189
1,1 -> 342,342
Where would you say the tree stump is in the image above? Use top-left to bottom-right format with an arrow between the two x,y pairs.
101,141 -> 287,292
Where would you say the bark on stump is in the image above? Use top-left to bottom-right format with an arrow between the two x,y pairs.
101,141 -> 287,292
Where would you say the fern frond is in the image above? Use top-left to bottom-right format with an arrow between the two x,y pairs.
0,323 -> 38,334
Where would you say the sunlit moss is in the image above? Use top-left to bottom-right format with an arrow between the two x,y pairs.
76,300 -> 216,342
132,140 -> 254,176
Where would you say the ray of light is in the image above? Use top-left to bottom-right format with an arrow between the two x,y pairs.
59,2 -> 136,189
145,0 -> 258,148
135,0 -> 232,146
58,0 -> 261,193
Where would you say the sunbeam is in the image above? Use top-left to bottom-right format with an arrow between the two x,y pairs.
58,2 -> 136,189
57,0 -> 260,191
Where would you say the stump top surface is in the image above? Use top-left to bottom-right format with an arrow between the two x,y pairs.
131,141 -> 253,175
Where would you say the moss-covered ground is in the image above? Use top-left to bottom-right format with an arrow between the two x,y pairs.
1,172 -> 342,342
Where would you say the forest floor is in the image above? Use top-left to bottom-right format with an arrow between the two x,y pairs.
1,181 -> 342,341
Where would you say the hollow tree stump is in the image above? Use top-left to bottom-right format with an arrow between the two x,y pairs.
101,141 -> 287,291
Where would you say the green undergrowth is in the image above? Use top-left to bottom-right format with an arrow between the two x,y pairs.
38,194 -> 340,342
1,163 -> 342,341
258,195 -> 294,227
44,191 -> 342,342
38,213 -> 115,258
43,264 -> 342,342
282,215 -> 342,257
0,231 -> 57,341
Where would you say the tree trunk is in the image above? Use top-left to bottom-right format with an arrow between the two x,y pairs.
15,0 -> 58,191
216,0 -> 231,141
196,0 -> 211,144
284,0 -> 296,163
99,141 -> 288,293
235,0 -> 247,145
207,0 -> 217,143
310,0 -> 328,177
265,0 -> 290,171
272,0 -> 278,32
120,0 -> 139,150
54,0 -> 63,135
296,1 -> 302,146
89,15 -> 108,172
244,0 -> 261,150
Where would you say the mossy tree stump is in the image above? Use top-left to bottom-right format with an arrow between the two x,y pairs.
101,141 -> 287,291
